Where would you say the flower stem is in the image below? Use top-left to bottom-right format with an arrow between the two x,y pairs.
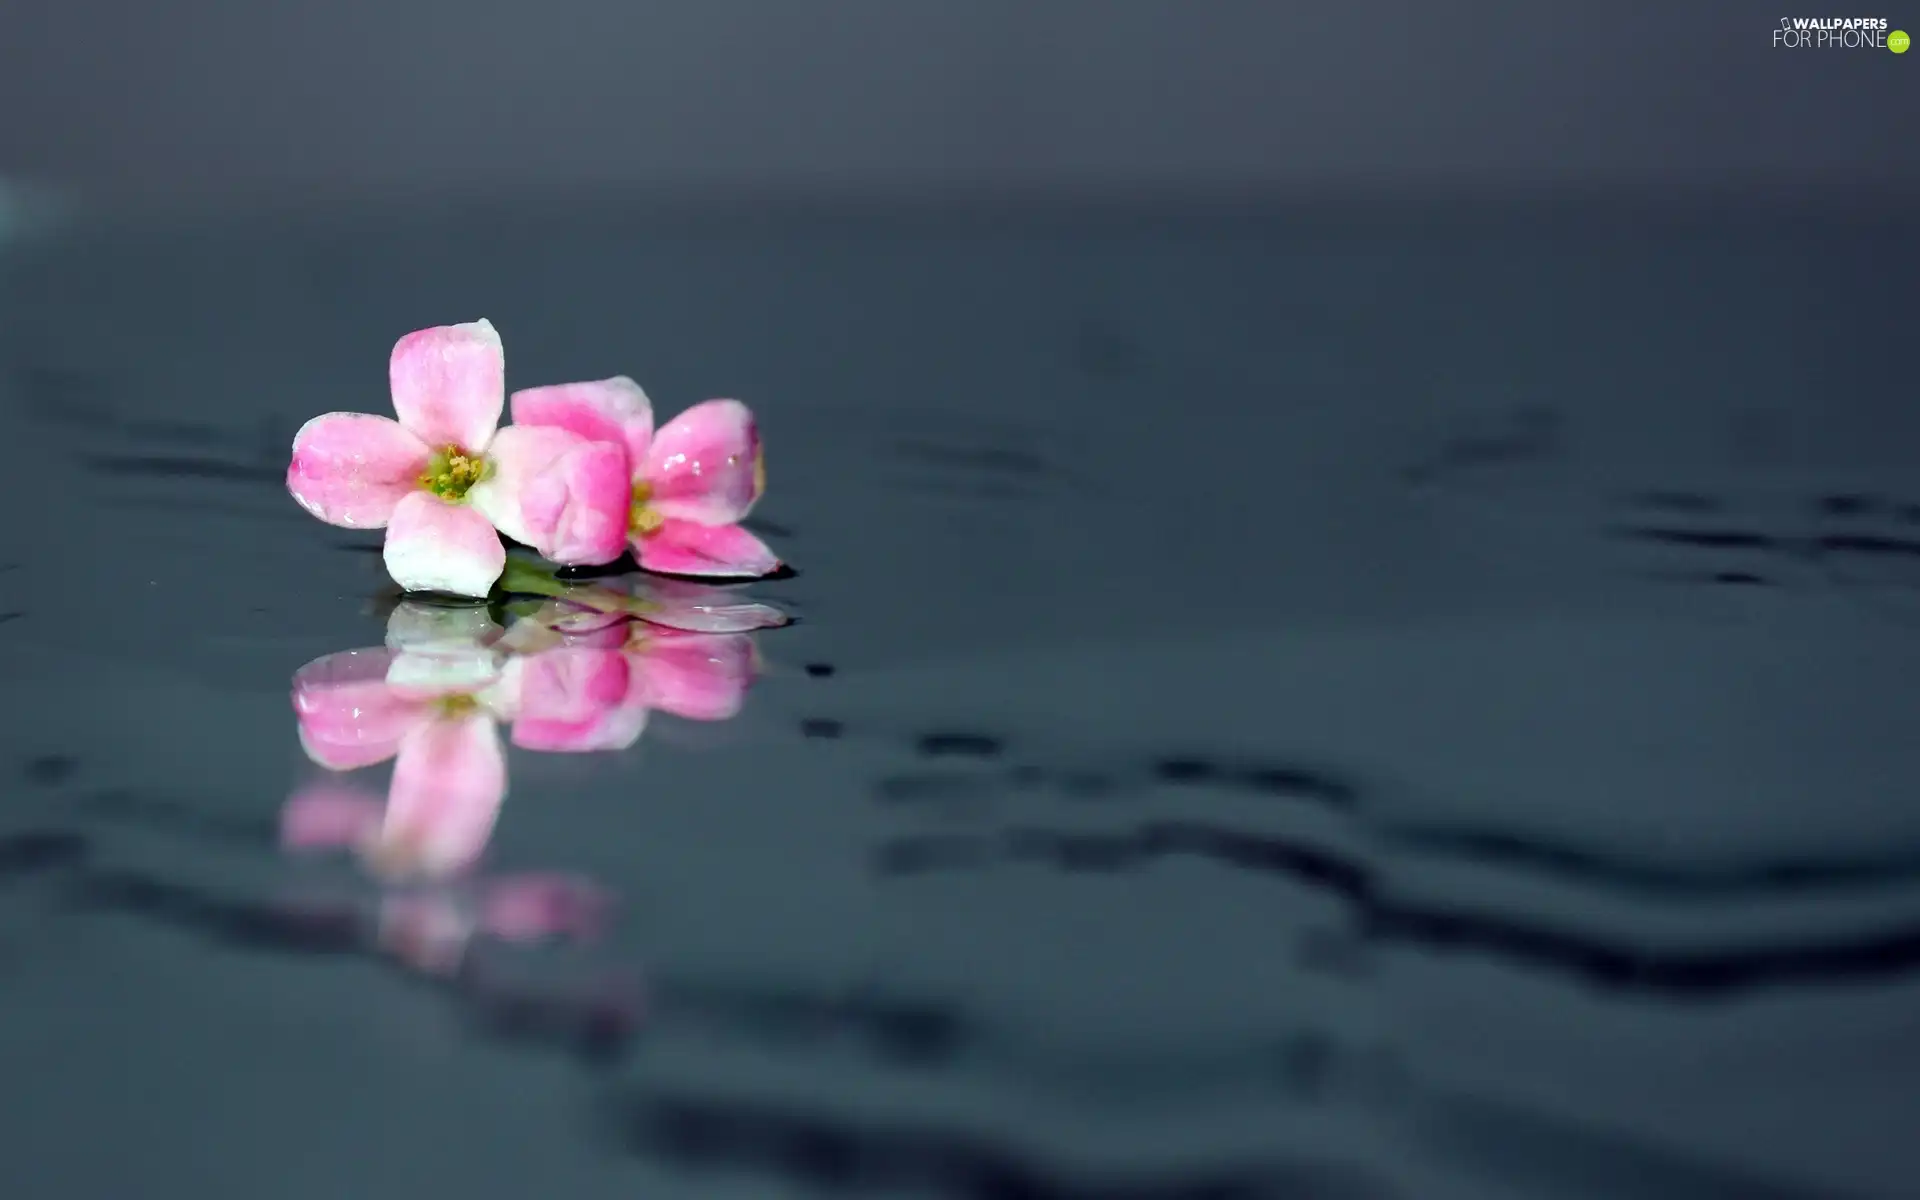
494,554 -> 658,617
496,554 -> 573,599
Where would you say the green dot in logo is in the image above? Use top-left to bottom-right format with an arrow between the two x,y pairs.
1892,29 -> 1912,52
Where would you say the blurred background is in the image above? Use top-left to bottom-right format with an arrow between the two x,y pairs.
0,0 -> 1911,219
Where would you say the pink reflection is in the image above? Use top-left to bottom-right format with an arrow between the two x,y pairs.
285,583 -> 776,979
281,778 -> 611,976
296,591 -> 767,782
509,604 -> 758,753
501,569 -> 792,636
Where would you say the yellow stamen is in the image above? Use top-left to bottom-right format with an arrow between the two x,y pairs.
436,693 -> 480,718
629,481 -> 665,537
420,446 -> 491,501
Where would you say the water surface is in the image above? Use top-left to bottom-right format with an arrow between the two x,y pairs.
0,198 -> 1915,1199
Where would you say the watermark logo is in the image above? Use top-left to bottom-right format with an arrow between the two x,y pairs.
1772,16 -> 1902,47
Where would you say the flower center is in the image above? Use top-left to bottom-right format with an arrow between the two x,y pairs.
435,692 -> 481,719
752,445 -> 767,500
421,446 -> 492,501
629,482 -> 665,538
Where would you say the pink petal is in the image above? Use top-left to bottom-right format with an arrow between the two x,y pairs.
513,699 -> 650,753
280,783 -> 386,852
299,715 -> 409,771
629,577 -> 791,633
511,647 -> 647,752
516,646 -> 631,723
292,645 -> 396,690
535,601 -> 634,644
634,632 -> 756,721
286,412 -> 430,529
637,602 -> 788,634
641,399 -> 764,524
388,319 -> 505,454
510,377 -> 654,469
380,712 -> 507,879
382,491 -> 508,598
634,519 -> 781,579
478,874 -> 612,942
291,647 -> 423,770
468,425 -> 631,566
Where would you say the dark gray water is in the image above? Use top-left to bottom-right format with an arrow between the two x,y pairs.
0,197 -> 1916,1199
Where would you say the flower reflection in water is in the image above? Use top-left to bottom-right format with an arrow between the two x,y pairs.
499,601 -> 762,752
282,572 -> 786,988
296,578 -> 783,807
282,778 -> 612,976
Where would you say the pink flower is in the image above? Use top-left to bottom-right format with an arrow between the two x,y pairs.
288,662 -> 511,880
506,600 -> 762,753
510,378 -> 783,578
294,593 -> 762,791
289,604 -> 521,878
286,320 -> 630,598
